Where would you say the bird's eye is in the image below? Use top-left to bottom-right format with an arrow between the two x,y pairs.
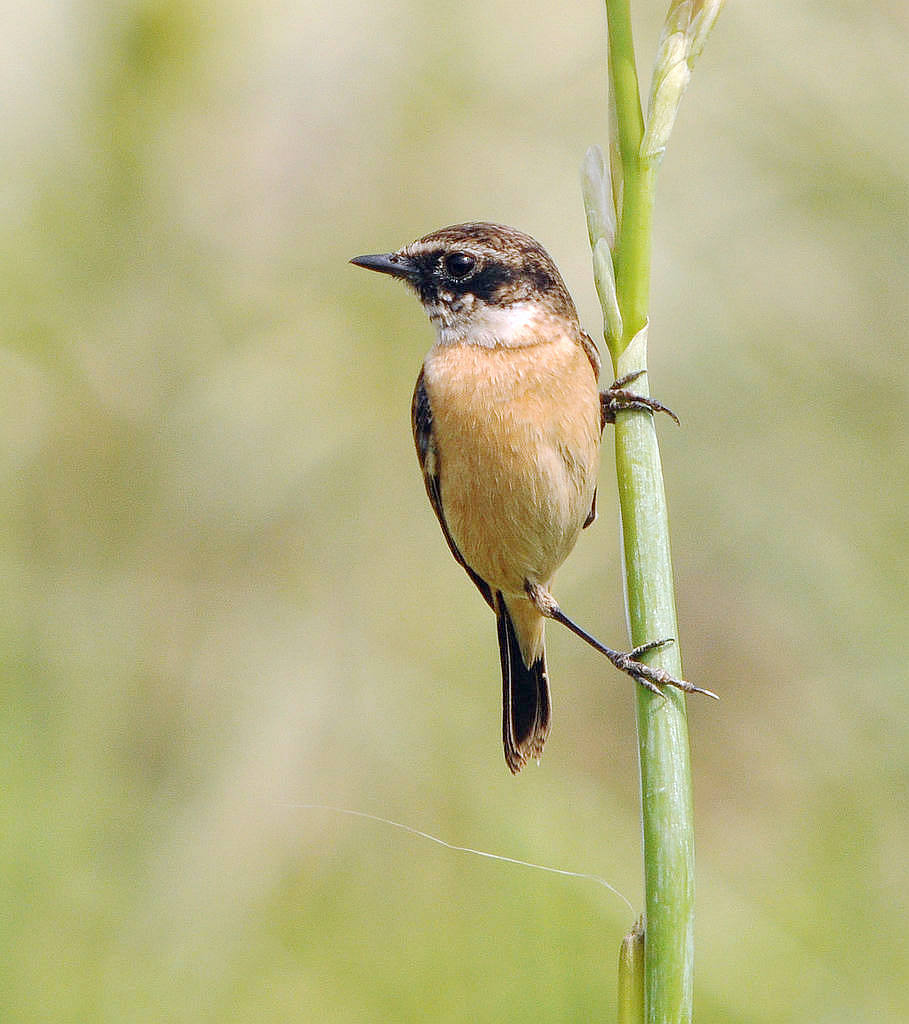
443,252 -> 477,279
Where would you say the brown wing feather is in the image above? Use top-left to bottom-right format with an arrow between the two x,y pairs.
579,329 -> 602,379
579,330 -> 602,530
412,368 -> 494,610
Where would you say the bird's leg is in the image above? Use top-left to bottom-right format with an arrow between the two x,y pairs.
524,580 -> 718,699
601,369 -> 680,426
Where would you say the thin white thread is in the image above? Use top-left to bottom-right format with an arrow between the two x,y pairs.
290,803 -> 634,914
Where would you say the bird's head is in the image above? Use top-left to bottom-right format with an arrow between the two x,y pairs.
351,222 -> 582,349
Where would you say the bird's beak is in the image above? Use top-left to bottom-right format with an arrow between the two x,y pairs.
349,251 -> 419,282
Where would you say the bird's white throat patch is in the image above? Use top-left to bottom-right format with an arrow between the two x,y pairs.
428,300 -> 548,349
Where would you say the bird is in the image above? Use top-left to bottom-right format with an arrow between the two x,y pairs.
351,222 -> 713,773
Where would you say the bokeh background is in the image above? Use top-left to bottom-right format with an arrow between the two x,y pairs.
2,1 -> 907,1021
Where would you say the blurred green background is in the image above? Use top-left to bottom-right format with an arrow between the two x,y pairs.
2,1 -> 907,1021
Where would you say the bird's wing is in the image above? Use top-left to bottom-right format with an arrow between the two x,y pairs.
412,368 -> 495,610
583,487 -> 597,529
579,329 -> 602,379
579,329 -> 601,530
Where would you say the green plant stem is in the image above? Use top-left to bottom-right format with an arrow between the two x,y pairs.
605,0 -> 653,355
613,162 -> 656,348
614,333 -> 695,1024
607,0 -> 644,169
617,918 -> 645,1024
602,1 -> 697,1022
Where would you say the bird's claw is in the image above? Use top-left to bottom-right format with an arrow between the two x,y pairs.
601,370 -> 680,426
619,643 -> 719,700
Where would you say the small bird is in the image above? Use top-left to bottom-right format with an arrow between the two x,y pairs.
352,222 -> 713,773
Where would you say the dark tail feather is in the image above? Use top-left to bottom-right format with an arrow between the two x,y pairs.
495,592 -> 551,774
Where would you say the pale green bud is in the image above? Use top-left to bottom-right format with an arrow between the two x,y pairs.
641,0 -> 725,166
582,145 -> 617,252
641,60 -> 691,164
593,238 -> 623,346
688,0 -> 726,65
658,29 -> 690,75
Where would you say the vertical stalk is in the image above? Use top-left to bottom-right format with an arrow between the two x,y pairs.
605,0 -> 653,347
594,1 -> 707,1021
615,328 -> 695,1024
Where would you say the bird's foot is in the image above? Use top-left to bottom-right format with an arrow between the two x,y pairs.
610,641 -> 719,699
601,370 -> 679,425
524,580 -> 717,700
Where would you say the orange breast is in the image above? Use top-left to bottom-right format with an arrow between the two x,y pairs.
422,336 -> 601,595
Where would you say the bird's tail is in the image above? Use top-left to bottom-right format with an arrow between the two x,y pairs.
495,592 -> 551,774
